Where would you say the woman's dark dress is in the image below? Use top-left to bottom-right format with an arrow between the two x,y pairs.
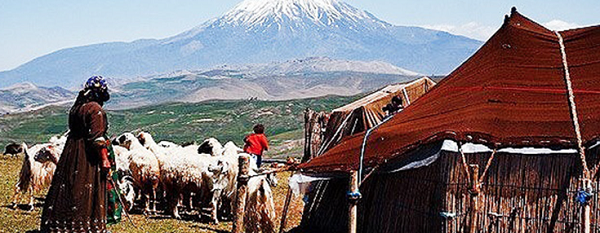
41,101 -> 108,232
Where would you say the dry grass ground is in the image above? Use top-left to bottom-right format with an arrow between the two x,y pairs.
0,155 -> 304,232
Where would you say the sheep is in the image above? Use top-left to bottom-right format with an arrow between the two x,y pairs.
136,131 -> 212,219
112,132 -> 161,215
207,142 -> 245,219
208,143 -> 277,230
207,141 -> 265,221
133,132 -> 274,226
244,171 -> 277,233
147,134 -> 226,223
165,154 -> 214,220
10,140 -> 63,211
4,142 -> 24,157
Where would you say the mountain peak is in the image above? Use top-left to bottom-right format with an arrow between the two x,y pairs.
0,0 -> 482,88
220,0 -> 381,28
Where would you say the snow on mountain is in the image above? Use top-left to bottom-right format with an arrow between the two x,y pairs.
0,0 -> 482,88
221,0 -> 377,27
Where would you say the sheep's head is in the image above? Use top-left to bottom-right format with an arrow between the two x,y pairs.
198,138 -> 223,156
208,159 -> 230,191
265,172 -> 278,188
112,133 -> 136,150
34,145 -> 59,164
136,132 -> 148,146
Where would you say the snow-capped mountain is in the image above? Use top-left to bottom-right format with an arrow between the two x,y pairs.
220,0 -> 384,30
0,0 -> 481,88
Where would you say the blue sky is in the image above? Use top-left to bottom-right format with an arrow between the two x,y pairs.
0,0 -> 598,71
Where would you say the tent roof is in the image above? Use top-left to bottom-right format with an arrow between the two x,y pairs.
332,77 -> 434,113
314,77 -> 435,156
300,10 -> 600,173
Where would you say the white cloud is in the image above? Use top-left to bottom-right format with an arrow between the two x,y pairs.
543,20 -> 580,31
421,22 -> 496,41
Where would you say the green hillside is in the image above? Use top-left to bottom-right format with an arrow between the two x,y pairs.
0,95 -> 360,158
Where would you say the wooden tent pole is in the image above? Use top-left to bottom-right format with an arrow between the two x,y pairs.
303,108 -> 313,162
468,164 -> 480,233
348,171 -> 359,233
232,155 -> 250,233
582,178 -> 591,233
584,202 -> 591,233
278,173 -> 295,233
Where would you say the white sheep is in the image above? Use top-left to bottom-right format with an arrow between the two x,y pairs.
113,132 -> 161,215
210,145 -> 276,232
208,141 -> 265,221
11,138 -> 64,211
244,168 -> 277,233
136,131 -> 212,219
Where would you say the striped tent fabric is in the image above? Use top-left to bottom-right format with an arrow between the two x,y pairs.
300,9 -> 600,173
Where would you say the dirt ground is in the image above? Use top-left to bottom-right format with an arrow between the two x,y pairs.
1,155 -> 305,232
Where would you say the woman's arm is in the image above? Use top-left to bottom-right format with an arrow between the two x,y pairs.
85,102 -> 111,171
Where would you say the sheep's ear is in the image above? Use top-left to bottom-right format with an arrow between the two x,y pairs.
137,134 -> 146,145
118,135 -> 126,144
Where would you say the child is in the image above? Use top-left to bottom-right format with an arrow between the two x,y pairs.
244,124 -> 269,167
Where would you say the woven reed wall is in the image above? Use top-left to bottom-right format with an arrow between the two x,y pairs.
299,148 -> 600,233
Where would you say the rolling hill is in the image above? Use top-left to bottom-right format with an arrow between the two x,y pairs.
0,94 -> 361,157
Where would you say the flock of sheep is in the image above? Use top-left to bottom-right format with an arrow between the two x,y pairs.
8,131 -> 278,233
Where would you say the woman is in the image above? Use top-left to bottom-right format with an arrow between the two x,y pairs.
41,76 -> 113,232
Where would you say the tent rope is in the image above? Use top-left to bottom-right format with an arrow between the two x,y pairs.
458,144 -> 471,183
479,149 -> 497,184
555,31 -> 590,178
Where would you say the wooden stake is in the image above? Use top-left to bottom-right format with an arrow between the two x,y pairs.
303,108 -> 312,162
278,184 -> 294,233
232,155 -> 250,233
468,164 -> 480,233
348,171 -> 359,233
582,178 -> 591,233
583,203 -> 590,233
